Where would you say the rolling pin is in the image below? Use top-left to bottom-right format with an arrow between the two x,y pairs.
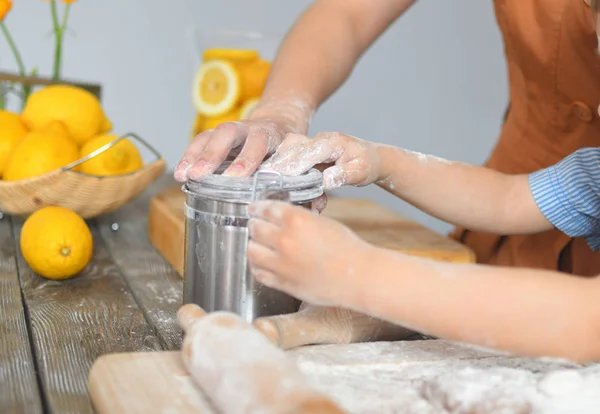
177,304 -> 345,414
253,304 -> 414,350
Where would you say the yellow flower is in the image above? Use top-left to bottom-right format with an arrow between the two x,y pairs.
42,0 -> 78,3
0,0 -> 12,21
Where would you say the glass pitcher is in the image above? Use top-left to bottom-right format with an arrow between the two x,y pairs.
189,28 -> 281,141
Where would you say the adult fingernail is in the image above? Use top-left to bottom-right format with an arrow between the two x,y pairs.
223,162 -> 245,177
187,161 -> 210,179
173,162 -> 190,181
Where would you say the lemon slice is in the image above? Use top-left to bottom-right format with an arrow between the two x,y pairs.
238,60 -> 271,100
192,59 -> 241,117
203,48 -> 259,63
239,98 -> 260,119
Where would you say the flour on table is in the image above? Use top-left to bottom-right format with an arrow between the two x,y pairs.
289,340 -> 600,414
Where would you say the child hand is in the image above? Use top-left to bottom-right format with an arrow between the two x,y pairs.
260,132 -> 382,189
246,200 -> 372,306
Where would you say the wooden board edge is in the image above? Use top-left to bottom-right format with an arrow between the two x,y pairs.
88,351 -> 181,413
148,197 -> 185,277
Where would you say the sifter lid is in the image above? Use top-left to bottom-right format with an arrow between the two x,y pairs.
183,161 -> 323,203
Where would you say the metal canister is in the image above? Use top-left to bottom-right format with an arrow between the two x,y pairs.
182,162 -> 323,323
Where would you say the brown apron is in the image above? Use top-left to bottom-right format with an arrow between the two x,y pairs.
450,0 -> 600,276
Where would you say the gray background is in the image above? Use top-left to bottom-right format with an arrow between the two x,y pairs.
0,0 -> 508,234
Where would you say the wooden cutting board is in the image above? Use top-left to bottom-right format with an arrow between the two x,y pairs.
148,184 -> 475,276
88,340 -> 579,413
86,340 -> 497,413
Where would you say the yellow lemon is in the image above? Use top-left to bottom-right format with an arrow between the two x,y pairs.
203,106 -> 241,131
239,98 -> 260,119
79,134 -> 143,176
21,84 -> 112,145
0,110 -> 28,177
3,131 -> 80,181
20,206 -> 93,280
203,48 -> 260,63
41,119 -> 70,138
238,59 -> 271,100
192,59 -> 241,117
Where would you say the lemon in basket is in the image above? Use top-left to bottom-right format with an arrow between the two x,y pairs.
192,59 -> 241,117
21,84 -> 112,145
0,110 -> 28,177
20,206 -> 93,280
79,134 -> 143,176
3,131 -> 80,181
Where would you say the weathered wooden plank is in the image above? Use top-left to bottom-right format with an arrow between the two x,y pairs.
97,174 -> 183,351
0,217 -> 43,414
12,219 -> 161,414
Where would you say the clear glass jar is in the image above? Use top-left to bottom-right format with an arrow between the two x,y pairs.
189,28 -> 282,141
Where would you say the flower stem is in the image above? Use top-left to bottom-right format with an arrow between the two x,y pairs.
61,4 -> 71,33
50,0 -> 61,81
1,21 -> 29,109
0,21 -> 26,77
22,67 -> 38,108
0,82 -> 6,110
50,1 -> 71,82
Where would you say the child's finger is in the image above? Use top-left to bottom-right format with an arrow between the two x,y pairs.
262,140 -> 341,176
273,133 -> 310,155
248,218 -> 281,250
248,200 -> 287,224
323,165 -> 370,188
250,268 -> 281,289
247,241 -> 279,272
311,193 -> 328,214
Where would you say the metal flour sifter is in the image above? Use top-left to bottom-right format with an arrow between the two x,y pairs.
182,162 -> 323,322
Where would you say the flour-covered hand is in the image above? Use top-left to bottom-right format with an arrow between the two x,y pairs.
261,132 -> 382,189
174,118 -> 289,181
246,200 -> 372,306
175,96 -> 315,182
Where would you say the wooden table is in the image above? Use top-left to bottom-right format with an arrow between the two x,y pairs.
2,174 -> 444,413
1,175 -> 184,414
6,175 -> 598,414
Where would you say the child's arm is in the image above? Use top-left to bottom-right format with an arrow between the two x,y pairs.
378,146 -> 600,241
356,247 -> 600,362
263,132 -> 550,233
264,133 -> 600,241
374,144 -> 552,234
247,200 -> 600,362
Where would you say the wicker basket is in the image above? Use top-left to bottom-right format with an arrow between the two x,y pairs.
0,133 -> 166,218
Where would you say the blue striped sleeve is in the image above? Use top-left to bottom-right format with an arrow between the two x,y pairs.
528,147 -> 600,251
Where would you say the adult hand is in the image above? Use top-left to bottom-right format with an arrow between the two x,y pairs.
174,118 -> 291,182
246,200 -> 372,306
261,132 -> 382,189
